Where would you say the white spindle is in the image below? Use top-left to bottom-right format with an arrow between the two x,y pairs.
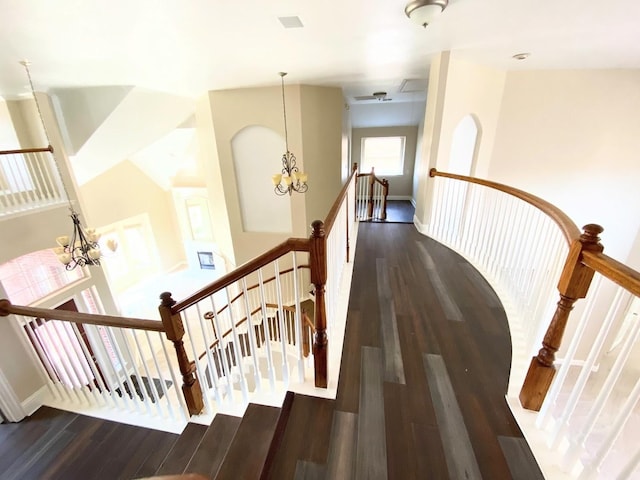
158,331 -> 188,421
241,278 -> 262,392
145,331 -> 177,421
257,268 -> 277,391
195,303 -> 223,405
549,288 -> 626,447
130,329 -> 164,417
182,311 -> 212,413
274,260 -> 290,385
292,253 -> 305,382
224,286 -> 249,404
105,327 -> 139,413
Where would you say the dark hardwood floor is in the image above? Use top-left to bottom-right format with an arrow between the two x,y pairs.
380,200 -> 415,223
0,222 -> 543,479
265,223 -> 543,479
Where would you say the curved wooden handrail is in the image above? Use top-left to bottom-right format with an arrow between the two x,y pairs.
324,166 -> 358,234
582,251 -> 640,297
0,299 -> 164,332
200,265 -> 311,318
173,237 -> 310,313
0,145 -> 54,156
198,303 -> 297,359
430,168 -> 581,245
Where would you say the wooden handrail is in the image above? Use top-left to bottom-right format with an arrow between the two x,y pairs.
0,299 -> 164,332
430,168 -> 581,245
0,145 -> 53,156
198,303 -> 296,359
582,251 -> 640,297
173,237 -> 310,313
324,165 -> 358,234
203,265 -> 311,318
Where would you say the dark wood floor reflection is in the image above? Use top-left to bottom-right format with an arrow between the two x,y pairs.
380,200 -> 415,223
270,223 -> 544,479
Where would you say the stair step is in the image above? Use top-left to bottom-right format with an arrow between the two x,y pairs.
214,404 -> 282,480
155,423 -> 208,476
260,391 -> 296,479
185,414 -> 242,478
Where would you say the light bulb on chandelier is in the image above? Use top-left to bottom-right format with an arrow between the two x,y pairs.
19,60 -> 117,270
272,72 -> 308,196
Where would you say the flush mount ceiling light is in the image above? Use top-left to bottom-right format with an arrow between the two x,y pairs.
512,52 -> 531,60
404,0 -> 448,28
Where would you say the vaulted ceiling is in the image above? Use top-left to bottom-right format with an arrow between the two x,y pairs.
1,0 -> 639,102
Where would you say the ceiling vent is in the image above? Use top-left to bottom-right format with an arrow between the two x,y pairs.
278,16 -> 304,28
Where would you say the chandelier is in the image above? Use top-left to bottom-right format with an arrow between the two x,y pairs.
271,72 -> 308,196
20,61 -> 116,270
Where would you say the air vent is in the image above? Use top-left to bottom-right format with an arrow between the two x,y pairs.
278,16 -> 304,28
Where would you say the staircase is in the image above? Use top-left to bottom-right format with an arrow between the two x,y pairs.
150,392 -> 294,480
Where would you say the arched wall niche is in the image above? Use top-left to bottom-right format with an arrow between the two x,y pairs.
449,114 -> 481,176
231,125 -> 292,233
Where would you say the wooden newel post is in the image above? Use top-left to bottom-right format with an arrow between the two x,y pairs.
519,224 -> 604,411
310,220 -> 328,388
158,292 -> 204,415
381,179 -> 389,221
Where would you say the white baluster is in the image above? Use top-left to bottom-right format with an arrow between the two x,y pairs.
158,331 -> 189,421
182,310 -> 211,413
144,331 -> 177,421
224,286 -> 249,404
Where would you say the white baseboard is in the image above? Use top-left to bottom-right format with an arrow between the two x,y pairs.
413,215 -> 428,235
410,198 -> 416,207
387,195 -> 412,201
21,385 -> 47,416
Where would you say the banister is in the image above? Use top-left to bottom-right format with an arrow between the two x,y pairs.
324,166 -> 358,234
581,251 -> 640,297
0,299 -> 164,332
430,168 -> 581,245
0,145 -> 54,156
173,237 -> 310,313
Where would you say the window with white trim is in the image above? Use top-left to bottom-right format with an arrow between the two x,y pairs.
360,136 -> 406,176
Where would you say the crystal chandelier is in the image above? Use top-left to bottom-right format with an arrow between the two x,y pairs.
20,61 -> 116,270
272,72 -> 308,196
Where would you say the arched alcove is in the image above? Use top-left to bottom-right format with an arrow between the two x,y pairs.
231,126 -> 292,233
449,114 -> 480,175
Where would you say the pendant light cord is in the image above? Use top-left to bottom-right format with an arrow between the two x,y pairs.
20,60 -> 74,211
280,72 -> 289,153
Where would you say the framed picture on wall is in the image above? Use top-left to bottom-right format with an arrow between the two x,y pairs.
197,251 -> 215,270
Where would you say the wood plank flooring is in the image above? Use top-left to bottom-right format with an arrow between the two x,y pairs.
266,222 -> 543,479
0,222 -> 543,479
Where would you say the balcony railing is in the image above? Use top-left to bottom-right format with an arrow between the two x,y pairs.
426,168 -> 640,479
0,146 -> 66,216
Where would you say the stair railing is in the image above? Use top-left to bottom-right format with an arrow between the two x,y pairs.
0,146 -> 67,216
427,168 -> 640,478
0,298 -> 197,424
0,162 -> 358,422
355,167 -> 389,221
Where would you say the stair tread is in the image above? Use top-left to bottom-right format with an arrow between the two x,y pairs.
155,423 -> 208,476
214,404 -> 281,480
185,414 -> 242,478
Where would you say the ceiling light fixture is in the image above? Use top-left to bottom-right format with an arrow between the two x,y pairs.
512,52 -> 531,60
272,72 -> 308,196
404,0 -> 448,28
19,60 -> 116,270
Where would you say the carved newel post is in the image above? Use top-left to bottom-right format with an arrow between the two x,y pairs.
519,224 -> 604,411
310,220 -> 328,388
158,292 -> 204,415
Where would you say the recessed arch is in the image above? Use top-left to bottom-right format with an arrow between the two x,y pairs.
449,114 -> 481,176
231,125 -> 292,233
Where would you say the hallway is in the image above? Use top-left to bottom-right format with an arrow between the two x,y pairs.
267,222 -> 544,478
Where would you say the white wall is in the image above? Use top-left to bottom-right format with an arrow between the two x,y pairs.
489,69 -> 640,265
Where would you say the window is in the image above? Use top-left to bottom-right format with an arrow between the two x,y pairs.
361,136 -> 406,176
0,250 -> 84,305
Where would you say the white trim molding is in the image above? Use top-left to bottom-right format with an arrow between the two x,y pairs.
0,367 -> 26,422
21,385 -> 47,416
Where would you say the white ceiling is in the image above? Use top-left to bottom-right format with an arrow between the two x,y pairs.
1,0 -> 639,102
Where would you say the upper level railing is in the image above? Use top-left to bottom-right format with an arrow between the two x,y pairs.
428,168 -> 640,479
0,162 -> 359,424
355,167 -> 389,221
0,145 -> 67,216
